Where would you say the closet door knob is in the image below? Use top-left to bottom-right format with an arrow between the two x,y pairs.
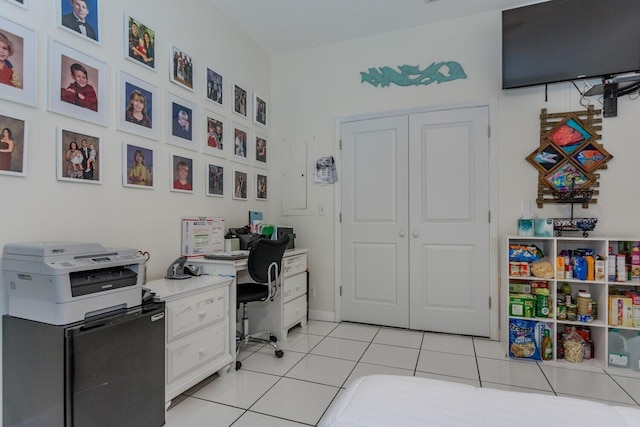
399,231 -> 406,237
413,231 -> 419,238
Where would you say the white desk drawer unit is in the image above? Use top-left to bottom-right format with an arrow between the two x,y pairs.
145,276 -> 234,406
283,254 -> 307,277
282,271 -> 306,303
167,321 -> 227,383
166,288 -> 226,342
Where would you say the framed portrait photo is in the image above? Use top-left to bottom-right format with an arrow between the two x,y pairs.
231,122 -> 250,164
233,83 -> 247,118
167,92 -> 197,151
48,39 -> 108,126
255,173 -> 268,201
253,92 -> 267,127
122,142 -> 154,189
255,132 -> 268,169
124,15 -> 156,70
232,169 -> 248,200
203,109 -> 225,158
0,113 -> 28,177
117,71 -> 160,140
4,0 -> 28,9
56,126 -> 102,184
57,0 -> 101,44
170,154 -> 194,193
0,17 -> 36,107
206,162 -> 224,197
205,66 -> 223,106
170,44 -> 193,91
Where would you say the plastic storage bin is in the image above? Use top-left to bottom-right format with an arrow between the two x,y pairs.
608,329 -> 629,368
627,333 -> 640,372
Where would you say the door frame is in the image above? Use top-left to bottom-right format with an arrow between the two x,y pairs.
333,100 -> 501,340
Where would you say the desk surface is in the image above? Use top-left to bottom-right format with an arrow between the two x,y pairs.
146,275 -> 232,301
190,248 -> 308,270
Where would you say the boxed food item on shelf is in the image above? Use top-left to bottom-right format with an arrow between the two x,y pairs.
608,296 -> 634,327
509,282 -> 531,294
632,243 -> 640,279
622,291 -> 640,327
595,259 -> 605,281
534,218 -> 553,237
509,294 -> 535,318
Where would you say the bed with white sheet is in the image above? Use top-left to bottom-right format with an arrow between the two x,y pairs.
318,375 -> 640,427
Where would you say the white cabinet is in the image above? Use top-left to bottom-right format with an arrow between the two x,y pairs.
146,276 -> 234,404
504,236 -> 640,375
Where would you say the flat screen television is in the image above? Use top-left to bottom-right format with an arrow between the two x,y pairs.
502,0 -> 640,90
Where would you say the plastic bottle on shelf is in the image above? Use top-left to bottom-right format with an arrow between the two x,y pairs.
627,333 -> 640,372
608,329 -> 629,368
541,329 -> 553,360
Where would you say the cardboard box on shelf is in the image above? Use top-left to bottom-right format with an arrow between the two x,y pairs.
509,294 -> 535,318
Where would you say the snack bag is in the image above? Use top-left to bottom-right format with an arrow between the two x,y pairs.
509,318 -> 541,360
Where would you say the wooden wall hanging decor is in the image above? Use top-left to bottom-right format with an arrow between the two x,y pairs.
526,106 -> 613,209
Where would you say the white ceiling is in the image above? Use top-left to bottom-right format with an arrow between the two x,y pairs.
209,0 -> 546,55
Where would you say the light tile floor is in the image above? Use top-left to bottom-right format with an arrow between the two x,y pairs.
166,321 -> 640,426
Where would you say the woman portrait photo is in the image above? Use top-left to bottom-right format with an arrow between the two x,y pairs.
124,84 -> 151,128
126,16 -> 155,69
256,174 -> 267,200
0,114 -> 26,176
233,170 -> 247,200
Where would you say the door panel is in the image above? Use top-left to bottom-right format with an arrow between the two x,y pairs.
409,107 -> 490,336
341,116 -> 409,328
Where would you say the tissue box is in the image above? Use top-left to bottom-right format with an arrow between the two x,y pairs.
534,218 -> 554,237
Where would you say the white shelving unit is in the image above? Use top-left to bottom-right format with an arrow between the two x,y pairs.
504,235 -> 640,375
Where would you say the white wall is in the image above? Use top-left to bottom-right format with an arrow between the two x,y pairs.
0,0 -> 271,418
270,11 -> 640,323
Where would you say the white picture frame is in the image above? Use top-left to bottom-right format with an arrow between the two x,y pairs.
48,39 -> 108,126
205,161 -> 224,197
231,121 -> 250,164
57,0 -> 101,45
0,17 -> 36,107
202,109 -> 226,158
117,70 -> 160,140
124,15 -> 156,71
170,153 -> 194,193
253,92 -> 267,127
122,142 -> 155,189
167,92 -> 197,151
233,82 -> 247,118
169,43 -> 193,91
0,112 -> 28,177
205,66 -> 223,106
232,169 -> 248,200
56,126 -> 102,184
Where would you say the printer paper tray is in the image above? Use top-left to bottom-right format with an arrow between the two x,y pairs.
70,267 -> 138,297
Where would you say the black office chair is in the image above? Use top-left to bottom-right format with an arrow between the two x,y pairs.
236,235 -> 289,369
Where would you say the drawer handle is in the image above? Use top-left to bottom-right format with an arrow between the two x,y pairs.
199,348 -> 206,356
198,311 -> 207,318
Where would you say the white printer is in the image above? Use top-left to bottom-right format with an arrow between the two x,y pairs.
2,242 -> 145,325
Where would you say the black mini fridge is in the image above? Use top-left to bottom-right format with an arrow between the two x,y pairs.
3,302 -> 166,427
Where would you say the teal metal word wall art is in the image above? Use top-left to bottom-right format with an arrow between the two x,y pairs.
360,61 -> 467,88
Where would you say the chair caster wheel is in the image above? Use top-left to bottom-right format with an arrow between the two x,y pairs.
270,335 -> 278,342
275,350 -> 284,358
236,361 -> 242,370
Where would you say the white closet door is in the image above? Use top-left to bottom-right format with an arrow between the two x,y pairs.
340,115 -> 410,328
408,107 -> 490,336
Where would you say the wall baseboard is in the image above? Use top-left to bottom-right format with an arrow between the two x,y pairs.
308,310 -> 335,322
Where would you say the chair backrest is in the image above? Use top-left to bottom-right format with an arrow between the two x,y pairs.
246,235 -> 290,284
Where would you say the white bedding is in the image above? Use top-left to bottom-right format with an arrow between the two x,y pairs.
319,375 -> 640,427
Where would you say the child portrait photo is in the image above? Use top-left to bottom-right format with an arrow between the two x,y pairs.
0,17 -> 35,106
118,71 -> 160,140
49,41 -> 107,126
123,143 -> 154,189
58,0 -> 100,44
167,92 -> 197,150
171,154 -> 193,193
204,111 -> 225,157
0,113 -> 27,177
206,163 -> 224,197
